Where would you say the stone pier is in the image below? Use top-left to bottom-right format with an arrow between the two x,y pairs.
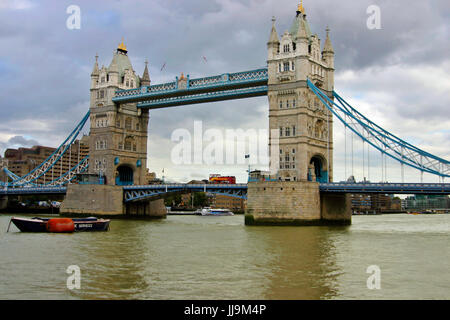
60,184 -> 166,219
245,181 -> 351,226
125,199 -> 167,218
0,196 -> 7,211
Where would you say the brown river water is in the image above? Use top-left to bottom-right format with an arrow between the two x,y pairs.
0,213 -> 449,299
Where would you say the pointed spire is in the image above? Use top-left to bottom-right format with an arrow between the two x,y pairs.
117,37 -> 128,54
91,53 -> 99,76
268,16 -> 280,44
323,26 -> 334,54
141,59 -> 150,86
295,16 -> 308,40
108,50 -> 119,73
297,0 -> 305,14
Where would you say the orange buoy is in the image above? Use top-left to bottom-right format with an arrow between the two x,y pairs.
46,218 -> 75,233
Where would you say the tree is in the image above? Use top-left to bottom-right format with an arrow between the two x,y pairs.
193,192 -> 207,208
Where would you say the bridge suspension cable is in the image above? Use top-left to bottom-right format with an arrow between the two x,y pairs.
1,111 -> 90,187
307,79 -> 450,180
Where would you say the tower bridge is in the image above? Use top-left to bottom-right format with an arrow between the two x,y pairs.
1,3 -> 449,223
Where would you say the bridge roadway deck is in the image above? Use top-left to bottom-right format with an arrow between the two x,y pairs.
1,183 -> 449,200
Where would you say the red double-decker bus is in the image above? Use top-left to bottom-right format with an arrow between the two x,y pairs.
209,174 -> 236,184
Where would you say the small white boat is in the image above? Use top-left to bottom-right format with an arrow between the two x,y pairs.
200,207 -> 234,216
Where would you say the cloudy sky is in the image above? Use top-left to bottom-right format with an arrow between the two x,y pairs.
0,0 -> 449,183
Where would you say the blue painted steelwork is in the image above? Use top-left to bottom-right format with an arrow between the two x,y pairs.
0,156 -> 89,188
319,183 -> 450,195
123,184 -> 248,202
112,68 -> 268,104
1,111 -> 91,187
0,187 -> 67,196
2,182 -> 448,198
307,79 -> 450,179
137,86 -> 268,109
122,182 -> 450,202
39,155 -> 89,187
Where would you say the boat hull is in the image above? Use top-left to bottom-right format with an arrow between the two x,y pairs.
200,208 -> 234,216
11,218 -> 47,232
10,217 -> 110,232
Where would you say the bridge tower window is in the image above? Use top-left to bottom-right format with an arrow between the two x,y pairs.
125,118 -> 132,130
124,140 -> 132,151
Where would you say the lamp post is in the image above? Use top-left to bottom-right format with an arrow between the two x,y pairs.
245,154 -> 250,181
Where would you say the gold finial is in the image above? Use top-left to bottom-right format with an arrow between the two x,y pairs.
180,72 -> 186,80
298,0 -> 305,13
118,37 -> 127,52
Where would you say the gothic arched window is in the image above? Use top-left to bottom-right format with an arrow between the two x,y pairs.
125,118 -> 132,130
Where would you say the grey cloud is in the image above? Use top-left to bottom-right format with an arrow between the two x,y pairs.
0,135 -> 40,155
7,135 -> 39,147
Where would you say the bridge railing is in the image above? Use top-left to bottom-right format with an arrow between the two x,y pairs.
124,183 -> 248,190
113,68 -> 268,103
136,86 -> 268,109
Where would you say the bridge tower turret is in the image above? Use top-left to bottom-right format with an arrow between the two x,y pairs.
267,3 -> 334,183
245,2 -> 350,226
88,40 -> 149,186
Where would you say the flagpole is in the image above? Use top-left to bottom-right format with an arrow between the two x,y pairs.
245,154 -> 250,181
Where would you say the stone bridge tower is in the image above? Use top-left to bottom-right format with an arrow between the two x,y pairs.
61,41 -> 166,218
89,41 -> 150,186
267,3 -> 334,183
245,3 -> 351,226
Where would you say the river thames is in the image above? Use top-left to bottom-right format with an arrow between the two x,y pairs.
0,213 -> 449,300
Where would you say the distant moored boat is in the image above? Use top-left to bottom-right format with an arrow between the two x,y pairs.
200,207 -> 234,216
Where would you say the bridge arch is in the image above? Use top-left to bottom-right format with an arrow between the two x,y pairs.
116,164 -> 134,186
123,185 -> 248,203
309,154 -> 328,183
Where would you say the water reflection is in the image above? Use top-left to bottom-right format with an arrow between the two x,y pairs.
71,220 -> 153,299
253,226 -> 349,299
